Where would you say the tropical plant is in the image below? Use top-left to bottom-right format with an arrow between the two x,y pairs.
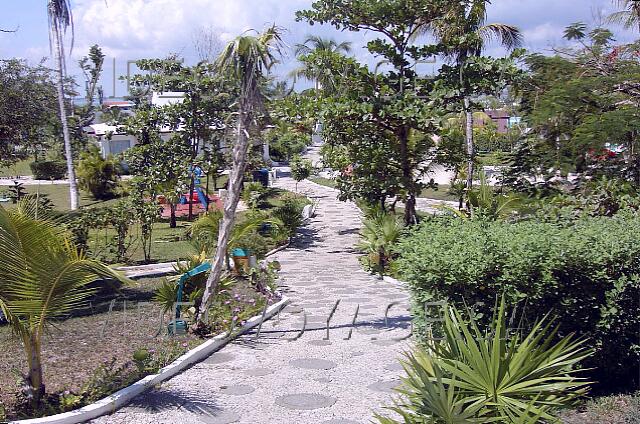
199,25 -> 284,326
291,35 -> 352,92
443,172 -> 519,220
242,181 -> 268,209
76,147 -> 121,200
0,204 -> 127,408
48,0 -> 79,210
289,154 -> 313,191
377,299 -> 592,423
357,208 -> 403,276
427,0 -> 522,191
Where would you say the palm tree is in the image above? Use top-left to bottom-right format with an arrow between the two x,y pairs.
429,1 -> 522,191
609,0 -> 640,32
290,35 -> 352,93
198,26 -> 284,326
0,203 -> 127,407
48,0 -> 79,209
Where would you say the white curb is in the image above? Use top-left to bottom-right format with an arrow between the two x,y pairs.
12,295 -> 290,424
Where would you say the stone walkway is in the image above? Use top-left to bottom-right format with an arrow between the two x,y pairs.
93,147 -> 413,424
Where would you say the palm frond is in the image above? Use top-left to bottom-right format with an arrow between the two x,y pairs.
479,23 -> 523,51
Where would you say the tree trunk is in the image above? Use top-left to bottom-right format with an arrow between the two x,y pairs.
399,126 -> 417,226
53,25 -> 78,210
188,175 -> 195,221
465,97 -> 474,192
24,332 -> 45,408
205,172 -> 210,211
169,203 -> 177,228
198,106 -> 251,325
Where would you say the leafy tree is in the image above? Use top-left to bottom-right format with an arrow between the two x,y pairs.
426,0 -> 523,190
289,154 -> 313,191
198,26 -> 284,327
129,58 -> 232,220
297,0 -> 450,225
69,45 -> 105,153
511,25 -> 640,188
0,59 -> 58,166
0,203 -> 127,407
48,0 -> 79,210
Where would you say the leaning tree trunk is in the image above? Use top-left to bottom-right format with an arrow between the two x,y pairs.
464,96 -> 474,192
198,105 -> 252,325
53,25 -> 79,210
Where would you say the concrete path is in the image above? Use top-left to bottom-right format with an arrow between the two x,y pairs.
93,147 -> 413,424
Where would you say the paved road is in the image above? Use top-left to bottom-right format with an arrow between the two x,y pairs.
94,146 -> 413,424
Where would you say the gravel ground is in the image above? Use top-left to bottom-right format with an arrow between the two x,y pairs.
91,144 -> 414,424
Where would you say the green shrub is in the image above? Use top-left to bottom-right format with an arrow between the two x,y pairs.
77,148 -> 121,200
377,299 -> 591,424
396,214 -> 640,392
272,195 -> 306,241
30,161 -> 67,180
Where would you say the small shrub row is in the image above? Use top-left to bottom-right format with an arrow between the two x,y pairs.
395,214 -> 640,392
29,161 -> 67,180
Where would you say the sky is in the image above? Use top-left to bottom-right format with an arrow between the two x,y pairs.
0,0 -> 636,97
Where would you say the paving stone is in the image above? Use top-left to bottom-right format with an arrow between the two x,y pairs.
290,358 -> 337,370
322,420 -> 361,424
308,339 -> 332,346
275,393 -> 337,410
384,362 -> 405,371
243,367 -> 273,376
371,339 -> 399,347
195,407 -> 240,424
204,352 -> 236,365
367,379 -> 402,393
219,385 -> 255,395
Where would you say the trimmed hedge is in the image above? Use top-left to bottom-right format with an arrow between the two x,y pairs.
396,215 -> 640,392
30,160 -> 67,180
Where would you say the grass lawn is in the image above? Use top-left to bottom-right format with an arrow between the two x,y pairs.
419,184 -> 458,201
0,184 -> 121,211
309,176 -> 337,189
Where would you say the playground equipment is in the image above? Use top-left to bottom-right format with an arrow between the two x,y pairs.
167,261 -> 211,335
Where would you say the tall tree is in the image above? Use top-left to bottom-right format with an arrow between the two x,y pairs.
291,35 -> 352,92
297,0 -> 451,225
198,26 -> 284,326
48,0 -> 79,209
428,0 -> 522,191
0,59 -> 58,166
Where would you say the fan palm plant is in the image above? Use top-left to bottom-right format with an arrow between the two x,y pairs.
377,299 -> 592,423
357,208 -> 403,276
0,204 -> 127,407
426,1 -> 522,192
48,0 -> 79,210
198,23 -> 284,325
